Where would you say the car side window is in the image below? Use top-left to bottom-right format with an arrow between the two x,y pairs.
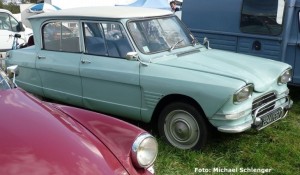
9,15 -> 19,32
83,22 -> 133,58
240,0 -> 284,36
42,21 -> 80,52
0,12 -> 12,31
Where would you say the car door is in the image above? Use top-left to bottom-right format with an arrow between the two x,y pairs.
36,21 -> 83,106
0,12 -> 19,51
80,21 -> 141,119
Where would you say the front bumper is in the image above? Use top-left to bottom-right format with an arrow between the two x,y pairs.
218,95 -> 293,133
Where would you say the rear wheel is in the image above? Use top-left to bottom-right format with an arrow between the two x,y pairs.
158,102 -> 208,150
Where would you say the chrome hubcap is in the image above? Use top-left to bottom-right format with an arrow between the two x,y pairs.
164,110 -> 200,149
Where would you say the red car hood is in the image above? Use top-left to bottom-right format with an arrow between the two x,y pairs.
0,88 -> 136,175
54,104 -> 148,173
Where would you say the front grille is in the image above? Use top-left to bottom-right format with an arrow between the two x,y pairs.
252,92 -> 276,117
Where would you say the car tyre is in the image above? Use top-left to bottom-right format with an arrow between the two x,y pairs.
158,102 -> 208,150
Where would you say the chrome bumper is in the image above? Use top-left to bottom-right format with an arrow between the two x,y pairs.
218,95 -> 293,133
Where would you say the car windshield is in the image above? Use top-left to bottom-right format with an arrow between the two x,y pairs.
0,71 -> 12,90
128,16 -> 195,54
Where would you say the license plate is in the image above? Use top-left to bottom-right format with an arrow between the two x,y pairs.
257,108 -> 283,130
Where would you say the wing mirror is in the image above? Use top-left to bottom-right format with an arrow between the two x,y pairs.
7,65 -> 19,84
126,52 -> 139,61
203,37 -> 211,49
14,34 -> 22,38
16,22 -> 25,32
125,52 -> 148,66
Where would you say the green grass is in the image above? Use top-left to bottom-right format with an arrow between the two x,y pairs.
155,86 -> 300,175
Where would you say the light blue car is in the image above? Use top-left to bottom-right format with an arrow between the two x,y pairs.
5,6 -> 293,150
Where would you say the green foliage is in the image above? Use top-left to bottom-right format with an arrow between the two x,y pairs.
2,3 -> 20,13
1,0 -> 39,13
155,86 -> 300,175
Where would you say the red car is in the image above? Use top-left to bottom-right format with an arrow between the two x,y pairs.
0,66 -> 157,175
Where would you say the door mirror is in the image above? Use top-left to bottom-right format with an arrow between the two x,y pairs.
16,22 -> 25,32
126,52 -> 139,61
7,65 -> 19,84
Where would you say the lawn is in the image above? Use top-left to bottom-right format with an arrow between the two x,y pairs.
155,86 -> 300,175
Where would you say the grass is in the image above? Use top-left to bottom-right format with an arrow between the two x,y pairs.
154,86 -> 300,175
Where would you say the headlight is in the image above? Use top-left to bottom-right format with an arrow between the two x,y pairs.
278,68 -> 292,85
131,133 -> 158,169
233,84 -> 254,103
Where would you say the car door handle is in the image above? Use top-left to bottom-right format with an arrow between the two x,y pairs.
81,59 -> 91,64
37,56 -> 46,59
297,43 -> 300,48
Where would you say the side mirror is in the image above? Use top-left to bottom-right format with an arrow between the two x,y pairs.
7,65 -> 19,84
16,22 -> 25,32
125,52 -> 149,66
14,34 -> 22,38
126,52 -> 139,61
203,37 -> 211,49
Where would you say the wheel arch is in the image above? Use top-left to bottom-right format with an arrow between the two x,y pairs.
151,94 -> 209,127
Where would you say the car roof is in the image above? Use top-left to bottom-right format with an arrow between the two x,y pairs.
0,8 -> 12,14
29,6 -> 172,19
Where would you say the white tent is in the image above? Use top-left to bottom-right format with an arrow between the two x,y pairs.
44,0 -> 116,9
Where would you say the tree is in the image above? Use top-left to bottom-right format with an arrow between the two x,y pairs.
4,3 -> 20,13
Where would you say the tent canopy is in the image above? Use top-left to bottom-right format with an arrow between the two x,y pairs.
117,0 -> 170,11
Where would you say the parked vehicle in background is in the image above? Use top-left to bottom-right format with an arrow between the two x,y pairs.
5,6 -> 293,150
0,66 -> 157,175
181,0 -> 300,85
0,9 -> 32,58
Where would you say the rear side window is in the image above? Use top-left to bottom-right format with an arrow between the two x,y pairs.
42,21 -> 80,52
240,0 -> 284,36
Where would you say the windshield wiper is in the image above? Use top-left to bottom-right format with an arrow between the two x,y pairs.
169,39 -> 184,51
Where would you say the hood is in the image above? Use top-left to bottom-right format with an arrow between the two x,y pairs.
152,49 -> 291,92
0,88 -> 128,175
55,104 -> 145,156
54,104 -> 147,174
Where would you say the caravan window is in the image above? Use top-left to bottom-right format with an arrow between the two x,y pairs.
240,0 -> 284,36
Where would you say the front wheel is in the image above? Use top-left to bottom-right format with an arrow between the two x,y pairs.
158,102 -> 208,150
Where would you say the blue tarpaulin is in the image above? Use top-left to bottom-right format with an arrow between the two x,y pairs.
116,0 -> 170,11
29,3 -> 61,13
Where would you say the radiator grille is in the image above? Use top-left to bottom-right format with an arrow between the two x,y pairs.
252,92 -> 276,117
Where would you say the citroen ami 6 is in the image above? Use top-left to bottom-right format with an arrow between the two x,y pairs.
5,6 -> 293,150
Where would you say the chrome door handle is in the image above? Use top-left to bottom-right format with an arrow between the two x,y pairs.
81,59 -> 91,64
37,56 -> 46,59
